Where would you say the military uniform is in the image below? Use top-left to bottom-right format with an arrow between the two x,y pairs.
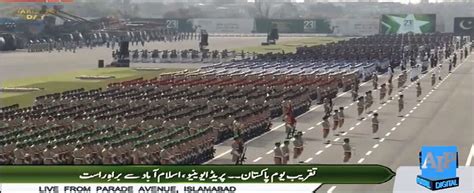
449,59 -> 453,73
357,97 -> 365,120
372,74 -> 378,90
398,95 -> 404,117
431,73 -> 436,88
43,146 -> 55,165
282,141 -> 290,164
437,65 -> 443,81
284,114 -> 296,139
13,145 -> 25,165
133,148 -> 143,164
338,107 -> 345,130
397,74 -> 404,89
342,139 -> 352,163
380,84 -> 387,104
453,54 -> 457,67
388,82 -> 393,100
101,145 -> 113,165
372,113 -> 379,139
322,116 -> 330,144
231,138 -> 242,164
73,145 -> 86,165
273,143 -> 283,165
293,132 -> 304,162
332,110 -> 339,134
351,86 -> 358,102
416,83 -> 422,101
0,147 -> 7,164
323,98 -> 332,115
365,92 -> 373,114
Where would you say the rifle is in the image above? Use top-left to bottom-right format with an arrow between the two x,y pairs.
235,146 -> 247,165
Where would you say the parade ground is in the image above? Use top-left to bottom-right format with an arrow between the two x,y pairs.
1,36 -> 472,193
0,36 -> 339,107
206,52 -> 474,193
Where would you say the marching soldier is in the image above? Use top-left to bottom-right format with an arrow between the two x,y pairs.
403,70 -> 408,83
323,98 -> 332,116
388,82 -> 393,100
398,74 -> 403,90
357,96 -> 365,120
132,145 -> 147,165
379,84 -> 386,104
342,138 -> 352,163
398,94 -> 404,117
43,144 -> 56,165
449,59 -> 453,73
388,65 -> 394,84
284,113 -> 296,139
372,73 -> 378,90
282,140 -> 290,164
322,115 -> 331,144
431,72 -> 436,88
437,64 -> 443,81
333,109 -> 339,136
73,143 -> 85,165
293,132 -> 304,163
351,84 -> 358,102
453,54 -> 457,67
273,142 -> 283,165
231,137 -> 242,164
338,107 -> 345,131
354,78 -> 360,92
416,82 -> 422,102
365,91 -> 373,114
372,113 -> 379,139
101,143 -> 113,165
13,143 -> 25,165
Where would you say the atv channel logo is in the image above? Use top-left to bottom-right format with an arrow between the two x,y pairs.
417,146 -> 459,191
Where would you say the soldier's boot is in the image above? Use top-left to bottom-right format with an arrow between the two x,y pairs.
398,111 -> 404,117
372,130 -> 380,139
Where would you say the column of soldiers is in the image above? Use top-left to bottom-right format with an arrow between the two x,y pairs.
25,29 -> 195,54
27,39 -> 78,53
121,49 -> 235,63
273,131 -> 304,164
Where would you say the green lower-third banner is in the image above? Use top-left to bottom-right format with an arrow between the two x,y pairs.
0,165 -> 395,193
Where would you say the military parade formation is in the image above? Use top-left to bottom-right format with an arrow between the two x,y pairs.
123,49 -> 235,63
25,29 -> 196,53
0,32 -> 472,165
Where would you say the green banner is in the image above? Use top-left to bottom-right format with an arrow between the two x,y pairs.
0,165 -> 395,184
380,14 -> 436,34
161,19 -> 194,32
254,19 -> 332,34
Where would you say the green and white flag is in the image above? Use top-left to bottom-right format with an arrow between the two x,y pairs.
380,14 -> 436,34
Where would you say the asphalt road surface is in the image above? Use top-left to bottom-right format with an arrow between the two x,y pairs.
0,37 -> 308,82
207,49 -> 474,193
